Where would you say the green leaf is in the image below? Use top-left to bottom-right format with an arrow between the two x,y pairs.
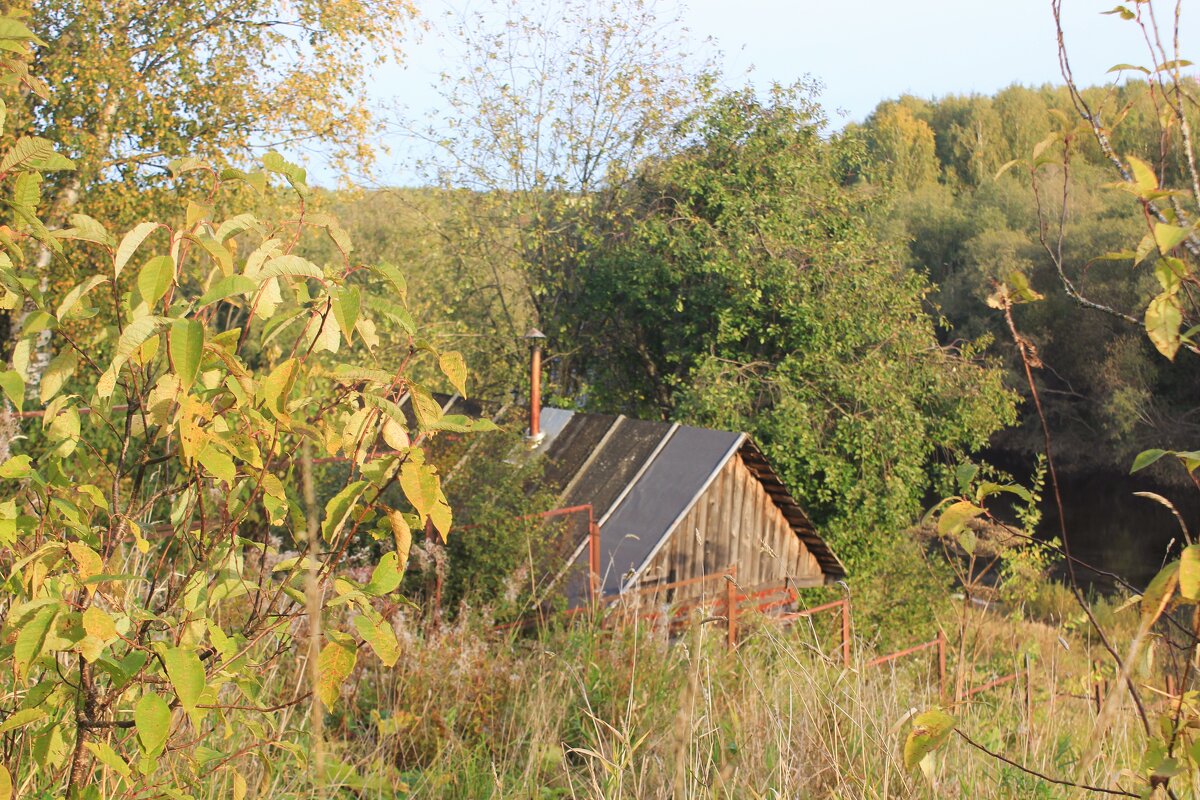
1154,223 -> 1191,255
0,17 -> 41,44
331,286 -> 361,342
956,528 -> 976,556
354,614 -> 400,668
114,222 -> 160,277
29,151 -> 74,172
0,136 -> 55,173
197,274 -> 257,307
197,446 -> 236,484
56,275 -> 108,321
993,159 -> 1020,180
1143,560 -> 1179,624
903,708 -> 955,771
364,552 -> 403,595
169,318 -> 203,392
974,481 -> 1032,504
408,384 -> 443,430
39,348 -> 77,404
438,350 -> 468,397
169,157 -> 207,176
97,317 -> 170,398
0,707 -> 44,734
163,647 -> 205,716
1136,231 -> 1158,265
84,740 -> 131,778
370,262 -> 408,302
322,480 -> 368,544
426,414 -> 499,433
1131,448 -> 1169,473
954,463 -> 978,494
11,170 -> 39,210
14,603 -> 61,680
259,255 -> 323,281
316,639 -> 357,708
936,500 -> 984,537
136,255 -> 174,307
1145,292 -> 1183,360
214,213 -> 261,243
1155,257 -> 1188,293
58,213 -> 110,245
1006,271 -> 1043,303
134,692 -> 171,756
191,233 -> 233,276
0,369 -> 23,412
0,454 -> 31,478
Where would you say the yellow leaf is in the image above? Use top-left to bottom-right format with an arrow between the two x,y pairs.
438,350 -> 468,397
82,606 -> 117,641
388,511 -> 412,574
1127,154 -> 1160,194
381,417 -> 410,452
316,639 -> 357,708
67,541 -> 104,587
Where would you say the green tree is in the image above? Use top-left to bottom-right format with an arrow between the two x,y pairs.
552,85 -> 1016,565
6,0 -> 418,386
402,0 -> 716,395
912,5 -> 1200,793
0,17 -> 490,795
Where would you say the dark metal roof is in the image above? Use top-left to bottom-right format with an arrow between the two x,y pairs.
540,412 -> 619,489
539,407 -> 845,594
600,425 -> 743,594
555,417 -> 672,521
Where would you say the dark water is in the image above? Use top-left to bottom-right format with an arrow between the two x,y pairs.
1042,468 -> 1200,590
980,449 -> 1200,591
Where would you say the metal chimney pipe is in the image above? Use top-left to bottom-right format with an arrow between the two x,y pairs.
524,328 -> 546,439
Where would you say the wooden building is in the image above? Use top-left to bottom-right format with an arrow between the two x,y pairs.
531,407 -> 845,604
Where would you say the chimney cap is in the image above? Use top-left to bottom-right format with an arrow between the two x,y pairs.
524,327 -> 546,341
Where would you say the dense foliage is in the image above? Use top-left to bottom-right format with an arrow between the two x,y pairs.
542,87 -> 1015,564
0,18 -> 495,795
854,82 -> 1200,476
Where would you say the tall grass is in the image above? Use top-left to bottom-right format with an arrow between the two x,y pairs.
192,598 -> 1148,799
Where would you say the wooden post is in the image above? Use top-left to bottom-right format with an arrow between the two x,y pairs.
936,628 -> 947,699
841,600 -> 852,667
725,572 -> 737,650
1024,653 -> 1033,724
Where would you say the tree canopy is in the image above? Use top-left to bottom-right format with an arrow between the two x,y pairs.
541,86 -> 1016,563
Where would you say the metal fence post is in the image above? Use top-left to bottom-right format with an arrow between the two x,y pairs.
587,506 -> 599,607
841,600 -> 852,667
725,572 -> 737,650
936,628 -> 947,699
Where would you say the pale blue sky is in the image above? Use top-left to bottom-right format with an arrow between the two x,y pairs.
311,0 -> 1197,186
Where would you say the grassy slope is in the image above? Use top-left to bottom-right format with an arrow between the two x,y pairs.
189,596 -> 1146,799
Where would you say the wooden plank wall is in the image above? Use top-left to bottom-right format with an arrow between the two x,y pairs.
637,452 -> 825,600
